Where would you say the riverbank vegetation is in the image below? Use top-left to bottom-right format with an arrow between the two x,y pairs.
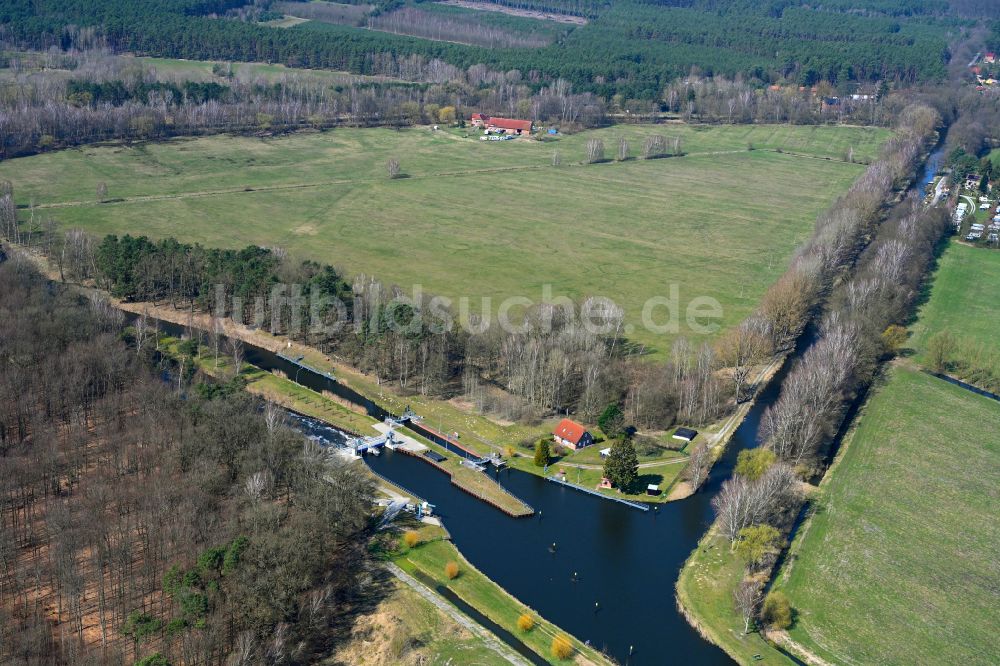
676,528 -> 797,666
676,99 -> 947,661
150,329 -> 536,516
0,256 -> 378,664
773,367 -> 999,665
386,523 -> 612,665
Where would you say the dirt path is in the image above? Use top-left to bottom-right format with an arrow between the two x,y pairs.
386,563 -> 533,666
556,457 -> 689,471
765,630 -> 836,666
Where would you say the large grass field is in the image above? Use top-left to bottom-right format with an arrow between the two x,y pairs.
908,241 -> 1000,390
774,367 -> 1000,665
2,124 -> 887,354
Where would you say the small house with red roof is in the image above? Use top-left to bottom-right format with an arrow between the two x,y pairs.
471,113 -> 488,127
985,53 -> 996,64
552,418 -> 594,450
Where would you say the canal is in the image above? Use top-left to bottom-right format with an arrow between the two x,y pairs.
149,315 -> 808,664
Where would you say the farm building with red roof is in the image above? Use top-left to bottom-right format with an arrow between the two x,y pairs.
552,418 -> 594,450
471,113 -> 532,135
487,117 -> 532,134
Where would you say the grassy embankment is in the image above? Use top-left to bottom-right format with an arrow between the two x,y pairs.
324,574 -> 513,666
907,241 -> 1000,391
125,292 -> 733,505
154,338 -> 608,663
763,208 -> 999,666
389,524 -> 612,666
2,123 -> 884,357
773,367 -> 999,665
231,329 -> 713,503
675,526 -> 797,665
677,241 -> 1000,664
156,335 -> 533,516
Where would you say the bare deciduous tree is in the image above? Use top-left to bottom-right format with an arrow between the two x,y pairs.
734,580 -> 762,634
685,442 -> 711,491
228,337 -> 245,376
228,631 -> 255,666
616,136 -> 629,161
716,316 -> 772,403
264,401 -> 284,435
386,158 -> 401,179
713,476 -> 755,543
642,134 -> 666,159
134,311 -> 151,355
586,138 -> 604,164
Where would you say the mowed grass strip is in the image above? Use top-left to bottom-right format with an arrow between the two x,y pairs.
776,367 -> 1000,666
910,242 -> 1000,350
908,242 -> 1000,388
2,126 -> 880,354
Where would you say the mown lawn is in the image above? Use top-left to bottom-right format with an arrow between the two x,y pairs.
545,461 -> 687,503
908,241 -> 1000,389
774,367 -> 1000,665
3,124 -> 884,356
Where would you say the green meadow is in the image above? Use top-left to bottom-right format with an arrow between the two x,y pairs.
775,367 -> 1000,665
909,241 -> 1000,390
1,124 -> 887,354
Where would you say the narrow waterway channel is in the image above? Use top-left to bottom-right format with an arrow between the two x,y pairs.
145,314 -> 816,664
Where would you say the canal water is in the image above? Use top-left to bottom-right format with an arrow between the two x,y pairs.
920,146 -> 943,190
148,315 -> 807,664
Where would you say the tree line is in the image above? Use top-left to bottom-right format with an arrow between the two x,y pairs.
708,89 -> 984,636
0,38 -> 961,167
0,252 -> 378,664
0,99 -> 950,458
0,0 -> 959,105
713,186 -> 951,640
0,46 -> 607,159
